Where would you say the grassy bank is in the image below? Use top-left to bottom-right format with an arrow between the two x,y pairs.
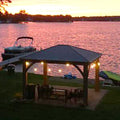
0,71 -> 120,120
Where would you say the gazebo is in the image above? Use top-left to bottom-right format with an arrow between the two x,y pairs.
21,45 -> 102,106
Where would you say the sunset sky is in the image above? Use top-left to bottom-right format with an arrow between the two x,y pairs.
5,0 -> 120,17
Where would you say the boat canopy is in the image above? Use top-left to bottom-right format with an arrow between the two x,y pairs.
14,36 -> 34,46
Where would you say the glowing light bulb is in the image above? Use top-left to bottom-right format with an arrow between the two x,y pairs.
48,68 -> 51,72
98,62 -> 100,66
66,63 -> 70,67
58,69 -> 62,73
34,68 -> 37,72
91,63 -> 96,69
40,61 -> 44,65
26,61 -> 30,66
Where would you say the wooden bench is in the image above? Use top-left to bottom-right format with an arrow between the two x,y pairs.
50,88 -> 67,102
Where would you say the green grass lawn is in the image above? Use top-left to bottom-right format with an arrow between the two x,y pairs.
0,70 -> 120,120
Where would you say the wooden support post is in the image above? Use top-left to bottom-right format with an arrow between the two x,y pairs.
95,59 -> 100,92
83,64 -> 89,106
0,67 -> 2,71
43,62 -> 48,86
23,61 -> 28,99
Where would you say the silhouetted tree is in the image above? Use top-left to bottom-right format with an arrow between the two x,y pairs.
11,10 -> 28,23
0,0 -> 11,5
0,0 -> 11,13
19,10 -> 27,15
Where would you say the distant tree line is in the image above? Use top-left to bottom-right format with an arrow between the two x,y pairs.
72,16 -> 120,21
31,15 -> 72,22
0,10 -> 73,23
1,1 -> 120,23
1,9 -> 120,23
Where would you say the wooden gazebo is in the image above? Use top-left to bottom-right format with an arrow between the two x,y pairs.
21,45 -> 102,106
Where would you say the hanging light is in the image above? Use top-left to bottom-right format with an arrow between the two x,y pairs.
98,62 -> 100,66
66,63 -> 70,67
34,68 -> 37,72
58,69 -> 62,73
90,63 -> 96,69
40,61 -> 44,65
48,68 -> 51,72
26,61 -> 30,66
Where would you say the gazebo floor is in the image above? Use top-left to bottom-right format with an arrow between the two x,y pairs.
35,86 -> 108,110
87,89 -> 108,110
37,99 -> 83,108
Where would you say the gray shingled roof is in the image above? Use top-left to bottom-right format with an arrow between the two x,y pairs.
21,45 -> 102,64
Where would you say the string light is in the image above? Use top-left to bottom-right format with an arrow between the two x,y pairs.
26,61 -> 30,66
58,69 -> 62,73
40,61 -> 44,65
34,68 -> 37,72
98,62 -> 100,66
48,68 -> 51,72
66,63 -> 70,67
91,63 -> 96,69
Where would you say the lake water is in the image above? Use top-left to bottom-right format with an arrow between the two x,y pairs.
0,22 -> 120,78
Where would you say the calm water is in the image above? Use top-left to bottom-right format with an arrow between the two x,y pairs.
0,22 -> 120,78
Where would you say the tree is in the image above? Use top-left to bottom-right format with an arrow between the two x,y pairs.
19,10 -> 27,15
0,0 -> 11,5
0,0 -> 11,13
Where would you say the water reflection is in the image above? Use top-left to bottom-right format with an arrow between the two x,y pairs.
0,22 -> 120,78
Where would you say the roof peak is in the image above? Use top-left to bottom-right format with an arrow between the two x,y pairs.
21,44 -> 102,64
